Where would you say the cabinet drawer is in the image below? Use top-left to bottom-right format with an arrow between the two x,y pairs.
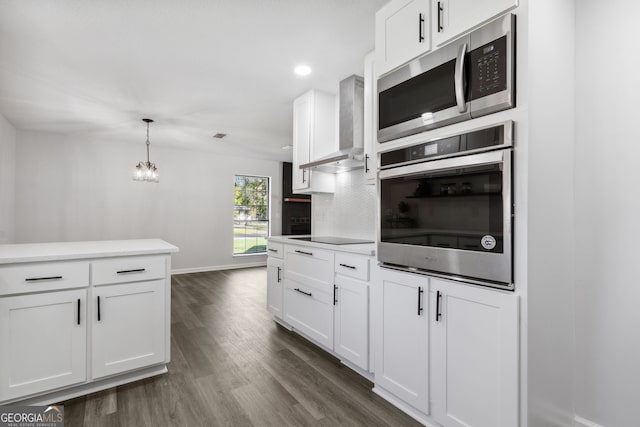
0,261 -> 89,296
266,241 -> 284,259
283,278 -> 333,349
335,253 -> 370,281
91,256 -> 166,286
284,245 -> 334,289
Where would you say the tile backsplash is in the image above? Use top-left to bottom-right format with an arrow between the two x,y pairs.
312,171 -> 376,240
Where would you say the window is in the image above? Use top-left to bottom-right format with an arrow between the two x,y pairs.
234,175 -> 270,255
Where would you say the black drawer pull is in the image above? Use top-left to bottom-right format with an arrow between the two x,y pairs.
268,248 -> 278,253
97,296 -> 101,322
277,266 -> 281,282
436,291 -> 442,322
25,276 -> 63,282
418,286 -> 424,315
294,288 -> 312,297
116,268 -> 146,274
77,299 -> 81,325
338,263 -> 356,270
334,285 -> 338,305
294,250 -> 313,256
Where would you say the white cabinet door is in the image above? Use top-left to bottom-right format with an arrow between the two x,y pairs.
292,90 -> 336,194
283,278 -> 333,349
432,0 -> 517,46
374,268 -> 429,414
293,92 -> 312,192
376,0 -> 431,76
363,51 -> 377,185
92,280 -> 165,379
267,257 -> 284,319
0,289 -> 87,402
430,278 -> 519,427
334,275 -> 369,370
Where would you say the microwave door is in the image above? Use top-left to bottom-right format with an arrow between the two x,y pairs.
377,37 -> 470,143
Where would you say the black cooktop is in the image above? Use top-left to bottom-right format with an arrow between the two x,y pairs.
289,236 -> 374,245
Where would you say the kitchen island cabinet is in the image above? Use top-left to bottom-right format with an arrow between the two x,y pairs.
0,239 -> 177,405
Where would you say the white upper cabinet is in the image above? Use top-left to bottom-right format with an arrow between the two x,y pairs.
432,0 -> 518,46
430,278 -> 519,427
363,51 -> 377,185
292,90 -> 336,194
376,0 -> 431,76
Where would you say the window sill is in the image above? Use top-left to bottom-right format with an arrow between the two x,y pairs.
233,252 -> 267,257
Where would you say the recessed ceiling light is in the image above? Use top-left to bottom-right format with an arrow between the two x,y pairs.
281,145 -> 293,150
213,133 -> 227,139
294,65 -> 312,76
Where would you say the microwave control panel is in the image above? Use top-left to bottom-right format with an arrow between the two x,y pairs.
468,35 -> 508,100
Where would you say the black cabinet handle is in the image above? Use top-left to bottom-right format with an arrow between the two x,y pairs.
97,296 -> 101,322
268,248 -> 278,253
418,286 -> 424,315
437,2 -> 444,32
116,268 -> 146,274
294,288 -> 312,297
436,291 -> 442,322
365,154 -> 370,173
25,276 -> 63,282
277,266 -> 281,282
294,249 -> 313,256
334,285 -> 338,305
338,263 -> 356,270
419,13 -> 425,42
77,299 -> 81,325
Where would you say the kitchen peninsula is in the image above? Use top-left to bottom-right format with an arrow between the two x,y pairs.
0,239 -> 178,405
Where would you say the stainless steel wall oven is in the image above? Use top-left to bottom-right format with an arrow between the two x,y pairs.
378,121 -> 514,289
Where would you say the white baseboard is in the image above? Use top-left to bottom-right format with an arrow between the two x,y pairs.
574,415 -> 604,427
171,262 -> 266,275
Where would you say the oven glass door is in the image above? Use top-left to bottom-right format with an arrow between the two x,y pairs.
380,151 -> 509,254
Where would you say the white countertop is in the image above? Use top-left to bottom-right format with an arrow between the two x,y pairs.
0,239 -> 179,264
268,236 -> 376,256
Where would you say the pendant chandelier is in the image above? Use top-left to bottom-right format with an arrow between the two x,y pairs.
133,118 -> 159,182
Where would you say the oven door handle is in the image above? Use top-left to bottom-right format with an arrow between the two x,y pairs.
379,149 -> 506,180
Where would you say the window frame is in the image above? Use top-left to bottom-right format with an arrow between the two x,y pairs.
232,174 -> 271,256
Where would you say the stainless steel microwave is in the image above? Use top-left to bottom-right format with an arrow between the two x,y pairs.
377,14 -> 515,143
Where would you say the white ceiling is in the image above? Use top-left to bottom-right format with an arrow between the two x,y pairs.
0,0 -> 386,161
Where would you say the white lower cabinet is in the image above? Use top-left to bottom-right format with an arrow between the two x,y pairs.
334,275 -> 369,371
92,280 -> 166,379
266,257 -> 284,319
430,278 -> 519,427
374,267 -> 429,415
0,289 -> 87,402
283,278 -> 333,349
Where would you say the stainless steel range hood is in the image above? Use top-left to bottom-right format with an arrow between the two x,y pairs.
300,75 -> 364,173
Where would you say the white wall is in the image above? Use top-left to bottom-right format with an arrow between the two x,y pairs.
14,131 -> 282,271
574,1 -> 640,426
312,170 -> 376,240
0,113 -> 16,244
524,0 -> 577,425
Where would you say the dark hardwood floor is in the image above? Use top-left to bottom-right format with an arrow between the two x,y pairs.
60,268 -> 420,427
